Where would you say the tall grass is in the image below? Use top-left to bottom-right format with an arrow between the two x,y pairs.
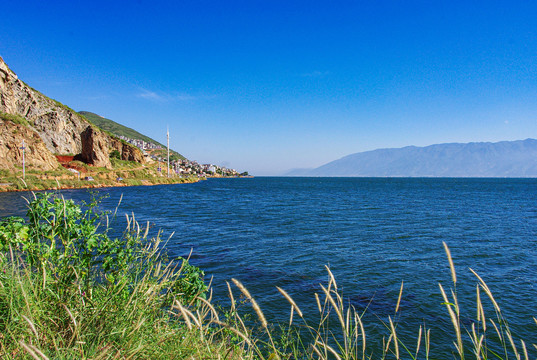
0,194 -> 534,359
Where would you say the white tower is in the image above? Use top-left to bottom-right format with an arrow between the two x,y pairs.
167,126 -> 170,177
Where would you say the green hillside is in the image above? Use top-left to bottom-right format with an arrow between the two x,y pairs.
79,111 -> 185,160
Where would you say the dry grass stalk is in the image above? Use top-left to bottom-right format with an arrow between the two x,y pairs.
470,323 -> 484,359
19,341 -> 49,360
143,220 -> 149,238
112,193 -> 123,219
476,336 -> 484,360
22,315 -> 38,339
346,307 -> 351,341
395,281 -> 403,314
226,281 -> 236,313
127,316 -> 146,338
63,304 -> 78,346
439,283 -> 463,357
93,346 -> 112,360
505,330 -> 520,360
470,268 -> 501,314
289,306 -> 294,326
319,284 -> 344,328
172,300 -> 193,330
325,265 -> 338,291
276,286 -> 303,318
415,325 -> 422,359
476,285 -> 487,332
489,319 -> 502,342
521,340 -> 529,360
311,342 -> 326,359
426,329 -> 431,359
389,316 -> 399,359
443,241 -> 457,284
212,320 -> 252,345
323,343 -> 342,360
384,333 -> 393,355
197,296 -> 220,323
315,293 -> 322,314
354,312 -> 366,360
179,301 -> 202,328
231,278 -> 267,329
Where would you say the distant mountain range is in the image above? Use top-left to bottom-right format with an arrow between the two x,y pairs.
287,139 -> 537,177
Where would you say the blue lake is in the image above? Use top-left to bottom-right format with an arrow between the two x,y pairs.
1,177 -> 536,357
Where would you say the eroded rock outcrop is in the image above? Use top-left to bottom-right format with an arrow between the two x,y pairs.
110,138 -> 145,162
76,126 -> 112,169
0,120 -> 59,171
0,56 -> 145,172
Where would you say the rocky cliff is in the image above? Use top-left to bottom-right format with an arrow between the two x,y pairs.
0,120 -> 59,171
0,56 -> 144,172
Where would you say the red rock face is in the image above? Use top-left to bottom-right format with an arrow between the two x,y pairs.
56,155 -> 75,163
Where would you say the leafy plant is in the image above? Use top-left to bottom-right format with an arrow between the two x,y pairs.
173,257 -> 209,306
0,217 -> 29,252
109,149 -> 121,160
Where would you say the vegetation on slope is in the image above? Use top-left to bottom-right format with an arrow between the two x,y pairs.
0,111 -> 32,127
79,111 -> 185,160
0,158 -> 201,192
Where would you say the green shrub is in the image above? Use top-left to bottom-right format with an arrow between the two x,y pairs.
0,193 -> 208,296
109,149 -> 121,160
0,193 -> 216,358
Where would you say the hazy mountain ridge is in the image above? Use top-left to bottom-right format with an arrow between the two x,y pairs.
288,139 -> 537,177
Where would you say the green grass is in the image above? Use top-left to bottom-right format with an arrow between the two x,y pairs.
110,158 -> 139,169
0,195 -> 534,359
0,158 -> 202,192
0,111 -> 32,127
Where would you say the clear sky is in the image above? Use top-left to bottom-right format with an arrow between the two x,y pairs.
1,1 -> 536,175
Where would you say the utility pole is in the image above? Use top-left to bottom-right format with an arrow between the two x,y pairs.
20,140 -> 26,179
167,126 -> 170,177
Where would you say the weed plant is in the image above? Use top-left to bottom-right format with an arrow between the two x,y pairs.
0,111 -> 32,127
0,194 -> 535,359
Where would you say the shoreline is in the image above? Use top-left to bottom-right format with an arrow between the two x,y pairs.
0,176 -> 201,193
0,175 -> 253,193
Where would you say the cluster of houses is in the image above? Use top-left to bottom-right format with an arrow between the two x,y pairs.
119,136 -> 243,177
119,136 -> 163,151
165,159 -> 241,177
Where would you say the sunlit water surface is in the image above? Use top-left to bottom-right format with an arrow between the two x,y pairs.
1,177 -> 536,357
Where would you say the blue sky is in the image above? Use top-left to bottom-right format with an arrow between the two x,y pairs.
2,1 -> 537,175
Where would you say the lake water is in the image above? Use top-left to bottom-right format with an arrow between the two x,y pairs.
1,177 -> 536,357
